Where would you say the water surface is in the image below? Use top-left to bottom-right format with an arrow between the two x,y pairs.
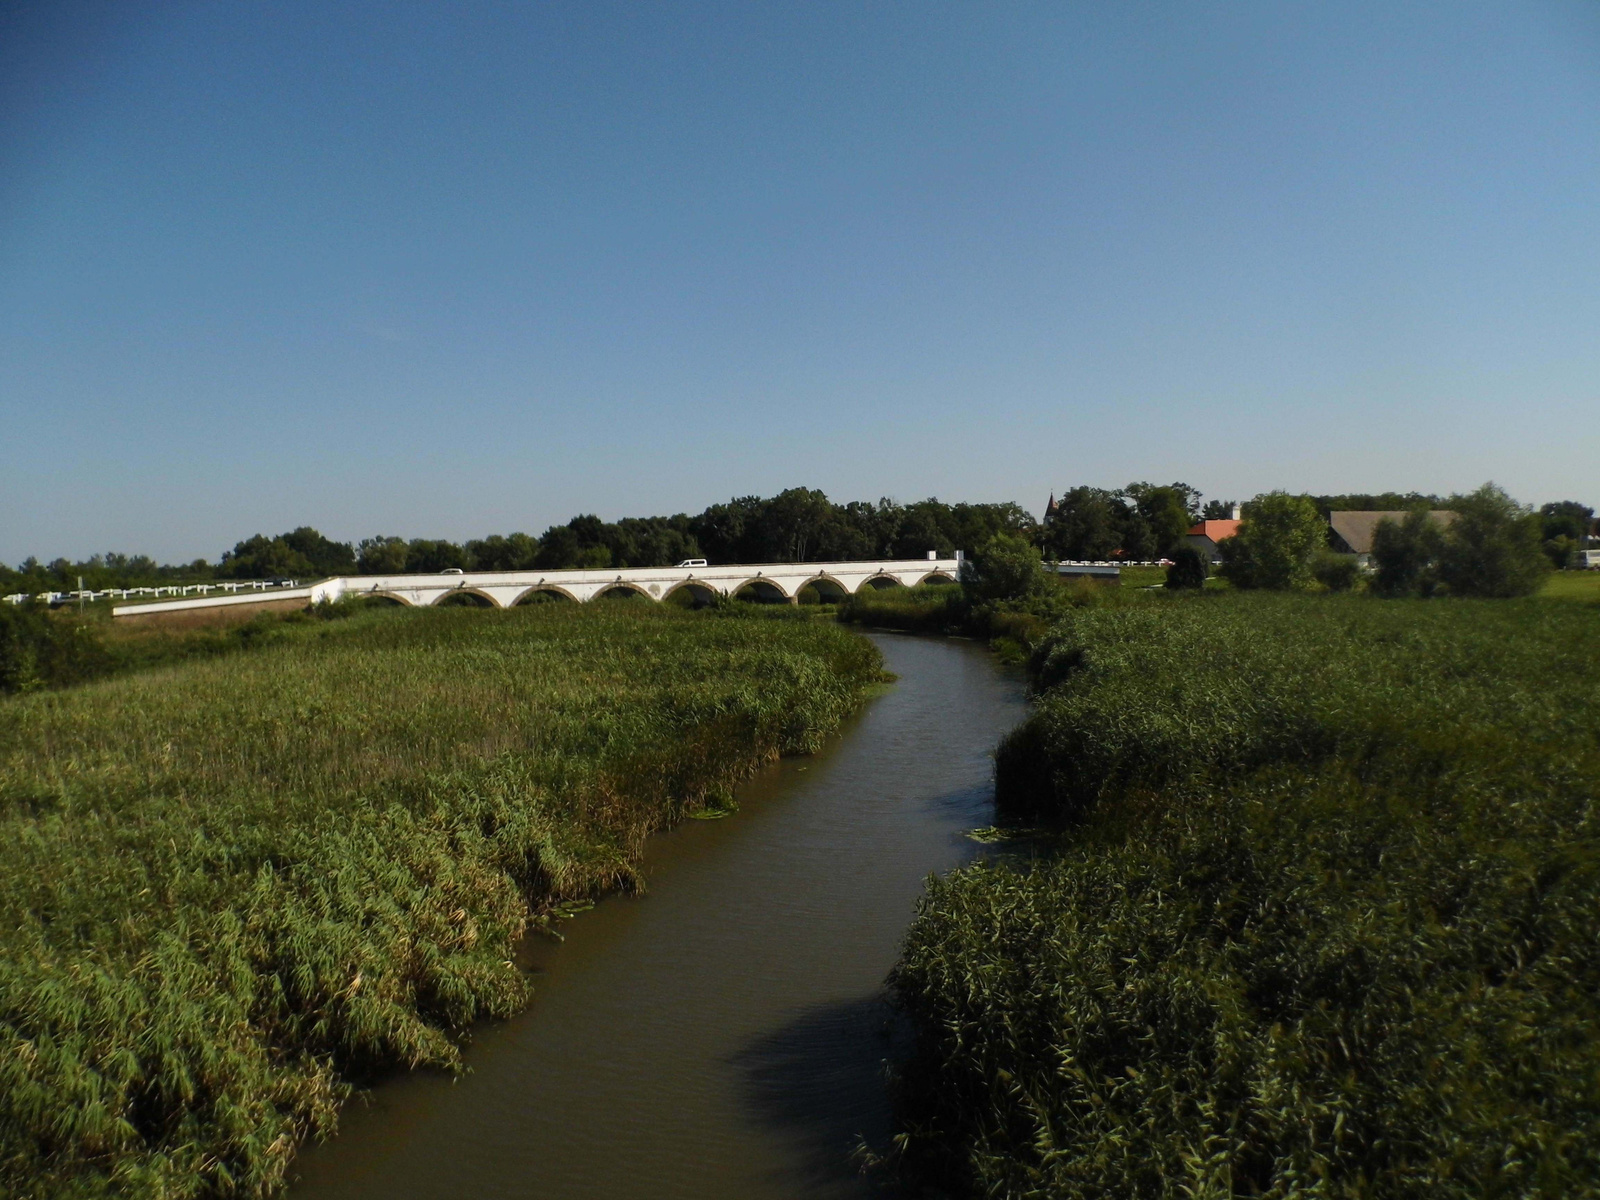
290,633 -> 1024,1199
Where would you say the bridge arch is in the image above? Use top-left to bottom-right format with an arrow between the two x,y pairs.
916,570 -> 959,587
663,579 -> 720,608
732,577 -> 792,604
857,573 -> 907,592
796,574 -> 850,604
362,589 -> 414,606
433,587 -> 497,608
596,582 -> 651,601
512,584 -> 577,605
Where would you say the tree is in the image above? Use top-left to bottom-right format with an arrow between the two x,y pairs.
1437,483 -> 1550,598
280,527 -> 356,576
891,503 -> 949,559
357,536 -> 410,574
219,535 -> 315,580
1311,492 -> 1445,518
1042,487 -> 1124,560
1202,499 -> 1237,520
1165,546 -> 1208,590
1311,551 -> 1360,592
404,539 -> 467,574
689,496 -> 766,564
962,533 -> 1051,602
1125,482 -> 1200,555
1371,509 -> 1445,597
1538,501 -> 1592,541
761,488 -> 837,560
220,528 -> 352,580
466,532 -> 540,572
1540,501 -> 1594,570
1216,493 -> 1325,590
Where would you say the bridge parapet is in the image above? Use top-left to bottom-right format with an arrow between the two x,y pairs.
115,559 -> 962,618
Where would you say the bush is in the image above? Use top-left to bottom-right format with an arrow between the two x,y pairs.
1545,535 -> 1581,571
1371,507 -> 1446,597
1163,546 -> 1208,590
0,602 -> 109,694
1311,549 -> 1361,592
1438,482 -> 1552,598
960,533 -> 1052,602
1216,492 -> 1324,590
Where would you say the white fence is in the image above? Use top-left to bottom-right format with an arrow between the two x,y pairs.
4,580 -> 302,607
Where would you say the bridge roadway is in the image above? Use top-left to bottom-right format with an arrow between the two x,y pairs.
113,558 -> 962,618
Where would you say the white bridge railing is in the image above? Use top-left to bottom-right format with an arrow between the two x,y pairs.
6,580 -> 303,607
110,559 -> 964,618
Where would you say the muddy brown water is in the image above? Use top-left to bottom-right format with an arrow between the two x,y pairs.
289,633 -> 1026,1200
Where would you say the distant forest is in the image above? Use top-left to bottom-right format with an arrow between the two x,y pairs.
6,486 -> 1591,594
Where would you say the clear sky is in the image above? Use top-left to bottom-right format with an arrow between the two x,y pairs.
2,1 -> 1596,563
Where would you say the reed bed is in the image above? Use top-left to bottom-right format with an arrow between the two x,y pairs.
0,603 -> 883,1198
891,593 -> 1600,1198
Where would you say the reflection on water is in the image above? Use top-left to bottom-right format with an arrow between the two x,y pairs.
289,634 -> 1025,1200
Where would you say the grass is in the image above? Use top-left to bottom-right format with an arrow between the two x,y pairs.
1540,569 -> 1600,602
890,592 -> 1600,1198
0,602 -> 884,1198
1116,564 -> 1167,588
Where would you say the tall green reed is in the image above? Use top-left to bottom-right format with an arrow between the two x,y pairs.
0,603 -> 883,1198
892,593 -> 1600,1198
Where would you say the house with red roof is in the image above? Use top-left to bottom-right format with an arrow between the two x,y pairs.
1184,505 -> 1242,562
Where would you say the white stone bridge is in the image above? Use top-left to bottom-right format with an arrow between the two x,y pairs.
113,558 -> 962,618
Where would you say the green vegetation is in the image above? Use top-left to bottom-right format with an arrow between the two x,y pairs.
4,489 -> 1033,597
1374,484 -> 1552,599
1039,482 -> 1203,561
354,491 -> 1032,573
1436,483 -> 1552,598
1216,491 -> 1327,589
1163,546 -> 1208,590
838,532 -> 1135,663
0,599 -> 401,697
891,593 -> 1600,1197
1541,570 -> 1600,602
1539,500 -> 1595,571
0,604 -> 109,695
0,603 -> 883,1198
9,486 -> 1592,597
958,533 -> 1052,604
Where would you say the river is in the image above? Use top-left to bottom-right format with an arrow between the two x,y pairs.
289,632 -> 1025,1199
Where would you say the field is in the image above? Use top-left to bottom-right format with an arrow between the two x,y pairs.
890,592 -> 1600,1197
0,603 -> 884,1199
1541,569 -> 1600,602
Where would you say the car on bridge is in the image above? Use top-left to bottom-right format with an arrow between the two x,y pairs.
677,559 -> 708,568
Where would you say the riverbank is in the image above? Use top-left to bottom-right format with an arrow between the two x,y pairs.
889,592 -> 1600,1196
0,604 -> 884,1198
288,631 -> 1027,1200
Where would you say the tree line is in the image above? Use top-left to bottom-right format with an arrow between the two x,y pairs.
5,484 -> 1591,596
1159,484 -> 1587,599
1,489 -> 1034,592
1041,482 -> 1593,569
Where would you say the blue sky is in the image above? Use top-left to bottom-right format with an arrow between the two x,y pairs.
3,1 -> 1596,562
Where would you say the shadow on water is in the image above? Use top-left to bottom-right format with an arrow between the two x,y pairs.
733,994 -> 905,1196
